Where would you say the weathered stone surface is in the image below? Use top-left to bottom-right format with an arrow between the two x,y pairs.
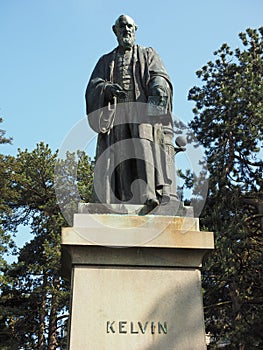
78,201 -> 193,217
69,267 -> 206,349
68,213 -> 202,248
61,215 -> 214,349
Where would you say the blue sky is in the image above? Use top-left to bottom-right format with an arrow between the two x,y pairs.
1,1 -> 262,256
1,0 -> 262,157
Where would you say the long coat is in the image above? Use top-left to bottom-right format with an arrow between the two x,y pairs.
85,45 -> 175,204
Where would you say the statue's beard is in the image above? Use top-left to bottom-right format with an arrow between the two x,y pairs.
118,35 -> 135,49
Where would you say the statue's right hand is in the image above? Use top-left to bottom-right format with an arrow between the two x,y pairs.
104,83 -> 123,101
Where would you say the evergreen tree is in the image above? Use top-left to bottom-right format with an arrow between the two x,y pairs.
0,118 -> 12,145
0,118 -> 13,260
0,119 -> 17,349
188,28 -> 263,349
0,143 -> 94,349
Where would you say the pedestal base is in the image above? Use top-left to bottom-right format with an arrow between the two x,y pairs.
61,215 -> 214,350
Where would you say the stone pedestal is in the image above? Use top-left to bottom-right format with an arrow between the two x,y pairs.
61,214 -> 214,350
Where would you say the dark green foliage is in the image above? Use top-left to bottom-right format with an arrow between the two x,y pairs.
188,28 -> 263,349
0,118 -> 12,145
0,142 -> 94,349
0,119 -> 14,285
0,120 -> 17,349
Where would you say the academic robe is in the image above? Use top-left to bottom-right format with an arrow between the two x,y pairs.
85,44 -> 175,204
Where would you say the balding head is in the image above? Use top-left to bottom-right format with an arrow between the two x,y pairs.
113,15 -> 138,31
112,15 -> 137,49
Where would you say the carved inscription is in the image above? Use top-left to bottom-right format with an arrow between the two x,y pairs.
106,321 -> 167,335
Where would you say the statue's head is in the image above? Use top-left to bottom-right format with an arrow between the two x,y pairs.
112,15 -> 138,49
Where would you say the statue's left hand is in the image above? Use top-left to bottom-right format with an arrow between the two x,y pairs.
150,86 -> 167,97
104,83 -> 125,101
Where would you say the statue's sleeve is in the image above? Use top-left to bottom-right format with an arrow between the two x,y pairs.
146,47 -> 173,112
85,56 -> 108,115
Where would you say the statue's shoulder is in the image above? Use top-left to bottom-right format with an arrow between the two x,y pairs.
136,45 -> 156,57
97,48 -> 117,63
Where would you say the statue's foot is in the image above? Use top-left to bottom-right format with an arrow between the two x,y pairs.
160,194 -> 170,205
145,198 -> 159,213
161,185 -> 171,205
137,198 -> 159,215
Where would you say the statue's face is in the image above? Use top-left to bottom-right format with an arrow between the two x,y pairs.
114,15 -> 136,49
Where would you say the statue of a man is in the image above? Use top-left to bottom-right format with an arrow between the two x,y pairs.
86,14 -> 176,210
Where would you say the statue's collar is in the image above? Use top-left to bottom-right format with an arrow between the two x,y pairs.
117,45 -> 134,54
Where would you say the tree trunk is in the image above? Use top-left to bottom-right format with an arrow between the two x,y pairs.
48,275 -> 59,350
37,273 -> 47,350
229,281 -> 245,350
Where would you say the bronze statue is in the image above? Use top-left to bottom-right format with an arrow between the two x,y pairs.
86,15 -> 177,210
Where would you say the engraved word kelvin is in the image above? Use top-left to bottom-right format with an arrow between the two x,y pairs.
106,321 -> 168,335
